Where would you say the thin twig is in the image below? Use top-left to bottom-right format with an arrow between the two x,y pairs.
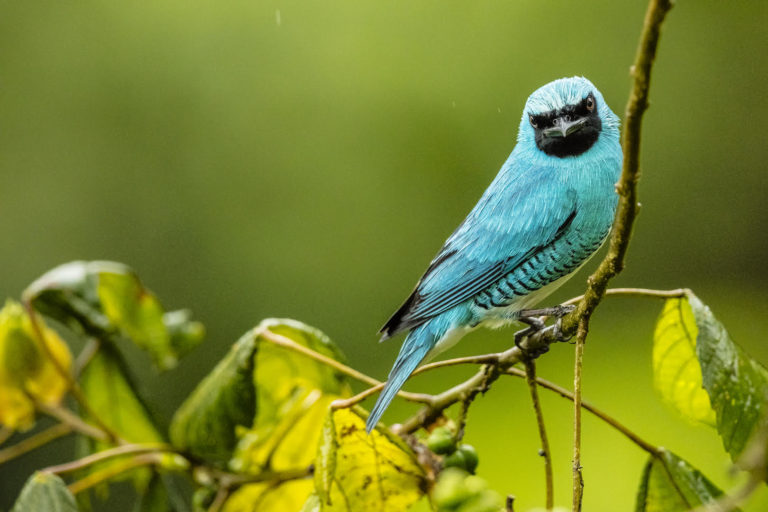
0,423 -> 72,466
505,368 -> 659,455
37,403 -> 114,443
208,486 -> 231,512
43,442 -> 171,475
398,364 -> 506,434
258,328 -> 432,404
562,287 -> 688,306
0,426 -> 13,446
67,452 -> 162,494
523,360 -> 553,510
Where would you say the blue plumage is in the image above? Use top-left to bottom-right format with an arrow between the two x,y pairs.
367,77 -> 622,433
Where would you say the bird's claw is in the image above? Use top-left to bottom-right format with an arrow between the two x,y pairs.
552,315 -> 574,343
514,325 -> 550,359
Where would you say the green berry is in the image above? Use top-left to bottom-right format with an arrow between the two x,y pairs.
426,426 -> 457,455
458,444 -> 479,474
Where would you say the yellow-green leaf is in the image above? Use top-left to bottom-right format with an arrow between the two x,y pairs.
654,292 -> 768,470
653,297 -> 715,425
11,472 -> 79,512
230,319 -> 351,474
635,449 -> 733,512
0,300 -> 72,431
222,480 -> 314,512
316,407 -> 427,512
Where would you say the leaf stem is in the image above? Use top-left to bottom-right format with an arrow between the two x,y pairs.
523,360 -> 553,510
0,423 -> 72,466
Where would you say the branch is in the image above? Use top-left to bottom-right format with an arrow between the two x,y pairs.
0,423 -> 72,466
523,360 -> 553,510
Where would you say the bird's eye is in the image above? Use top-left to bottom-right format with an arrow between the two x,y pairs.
529,114 -> 538,128
585,94 -> 596,112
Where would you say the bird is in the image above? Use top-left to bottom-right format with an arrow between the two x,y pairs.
366,76 -> 622,433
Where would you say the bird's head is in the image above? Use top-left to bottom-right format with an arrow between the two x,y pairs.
519,77 -> 619,158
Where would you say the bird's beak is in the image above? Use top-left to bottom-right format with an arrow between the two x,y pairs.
543,116 -> 587,138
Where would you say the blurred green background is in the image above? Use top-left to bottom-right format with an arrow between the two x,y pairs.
1,0 -> 767,510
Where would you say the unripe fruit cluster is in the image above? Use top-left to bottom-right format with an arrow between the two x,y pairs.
426,426 -> 479,474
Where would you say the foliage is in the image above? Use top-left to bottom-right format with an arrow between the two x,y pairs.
0,261 -> 766,511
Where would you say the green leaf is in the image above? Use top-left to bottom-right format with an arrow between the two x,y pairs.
132,473 -> 171,512
169,329 -> 257,464
23,261 -> 204,371
635,449 -> 733,511
688,293 -> 768,462
11,472 -> 79,512
230,319 -> 351,473
315,407 -> 427,512
654,292 -> 768,466
80,347 -> 164,444
79,347 -> 164,492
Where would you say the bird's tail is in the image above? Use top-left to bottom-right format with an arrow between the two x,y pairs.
366,323 -> 438,433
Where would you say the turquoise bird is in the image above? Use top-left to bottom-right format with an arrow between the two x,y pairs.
367,76 -> 622,433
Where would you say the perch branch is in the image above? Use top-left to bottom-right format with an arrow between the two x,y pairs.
566,0 -> 674,507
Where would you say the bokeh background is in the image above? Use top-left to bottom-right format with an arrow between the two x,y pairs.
1,1 -> 767,510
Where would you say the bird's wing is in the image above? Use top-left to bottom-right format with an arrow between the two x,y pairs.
379,165 -> 577,340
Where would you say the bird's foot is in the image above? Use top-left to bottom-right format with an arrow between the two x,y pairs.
515,304 -> 576,350
517,304 -> 576,320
